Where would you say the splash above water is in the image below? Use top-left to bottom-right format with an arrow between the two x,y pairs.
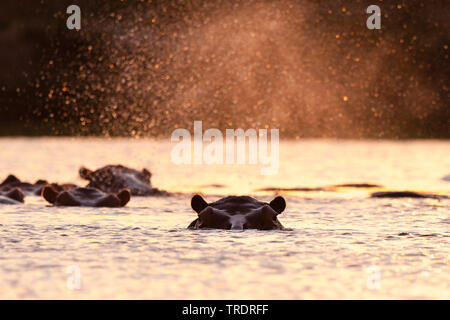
10,0 -> 449,138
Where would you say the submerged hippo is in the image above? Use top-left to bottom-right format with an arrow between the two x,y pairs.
188,195 -> 287,230
42,186 -> 131,207
0,175 -> 76,196
79,165 -> 167,196
0,175 -> 48,195
371,191 -> 447,199
0,188 -> 25,204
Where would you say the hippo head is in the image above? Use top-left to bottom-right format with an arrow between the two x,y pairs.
0,174 -> 48,195
188,195 -> 286,230
42,186 -> 131,207
79,165 -> 153,196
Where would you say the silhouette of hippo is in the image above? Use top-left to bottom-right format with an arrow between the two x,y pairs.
0,188 -> 25,204
0,175 -> 48,195
371,191 -> 447,199
0,175 -> 76,196
188,195 -> 286,230
333,183 -> 382,188
79,165 -> 167,196
256,183 -> 382,192
42,186 -> 131,207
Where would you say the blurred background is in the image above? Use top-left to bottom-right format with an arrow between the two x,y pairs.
0,0 -> 448,138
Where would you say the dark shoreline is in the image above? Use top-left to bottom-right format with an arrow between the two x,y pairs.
1,126 -> 449,140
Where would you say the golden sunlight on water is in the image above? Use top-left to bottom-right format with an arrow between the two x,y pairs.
0,138 -> 449,299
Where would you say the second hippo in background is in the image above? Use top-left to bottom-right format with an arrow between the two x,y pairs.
0,175 -> 77,196
79,165 -> 168,196
370,191 -> 448,199
42,186 -> 131,207
0,175 -> 48,196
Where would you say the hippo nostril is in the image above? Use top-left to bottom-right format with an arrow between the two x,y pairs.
230,223 -> 244,230
229,215 -> 247,230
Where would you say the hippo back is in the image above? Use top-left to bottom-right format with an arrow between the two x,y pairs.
80,165 -> 153,195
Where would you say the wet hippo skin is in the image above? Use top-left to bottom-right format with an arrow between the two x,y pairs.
0,188 -> 25,204
79,165 -> 168,196
42,186 -> 131,207
0,175 -> 76,196
188,195 -> 286,230
0,175 -> 48,196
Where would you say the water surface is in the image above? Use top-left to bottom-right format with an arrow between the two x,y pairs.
0,138 -> 449,299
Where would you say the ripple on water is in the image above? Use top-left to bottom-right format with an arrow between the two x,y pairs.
0,139 -> 449,299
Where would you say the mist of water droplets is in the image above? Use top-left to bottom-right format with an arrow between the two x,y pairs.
23,0 -> 450,138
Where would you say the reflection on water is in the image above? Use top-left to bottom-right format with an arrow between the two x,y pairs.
0,138 -> 449,299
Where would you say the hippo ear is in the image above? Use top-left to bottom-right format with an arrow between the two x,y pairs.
42,185 -> 58,204
1,174 -> 20,186
79,167 -> 93,180
269,196 -> 286,214
142,168 -> 152,179
117,189 -> 131,206
191,195 -> 208,214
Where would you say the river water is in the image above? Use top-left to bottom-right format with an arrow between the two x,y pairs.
0,138 -> 448,299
